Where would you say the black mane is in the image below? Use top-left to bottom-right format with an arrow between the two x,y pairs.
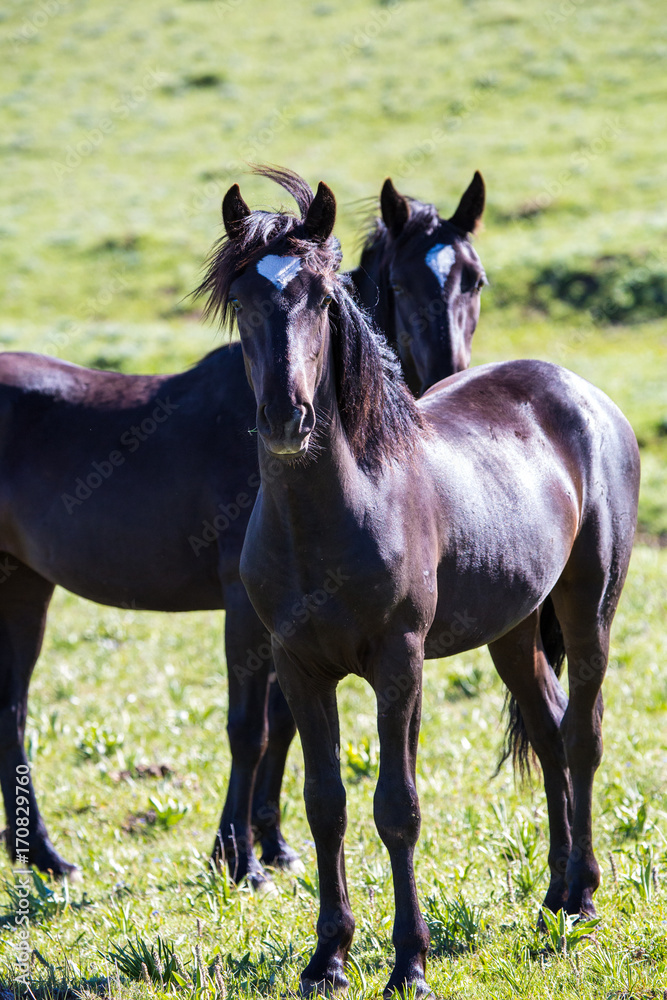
358,195 -> 443,272
195,167 -> 423,474
194,166 -> 343,331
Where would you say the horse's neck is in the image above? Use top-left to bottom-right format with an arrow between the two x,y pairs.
256,382 -> 363,547
349,243 -> 397,351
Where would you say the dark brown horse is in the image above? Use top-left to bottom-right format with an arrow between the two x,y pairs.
206,171 -> 640,997
0,169 -> 485,888
350,171 -> 486,395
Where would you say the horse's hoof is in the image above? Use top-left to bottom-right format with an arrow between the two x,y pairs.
299,971 -> 349,996
27,845 -> 79,881
264,852 -> 305,876
260,841 -> 303,872
383,977 -> 432,999
253,876 -> 278,897
383,965 -> 432,1000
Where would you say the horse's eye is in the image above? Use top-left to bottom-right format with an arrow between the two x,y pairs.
476,275 -> 488,292
321,294 -> 332,308
391,282 -> 404,296
460,267 -> 481,295
230,298 -> 242,313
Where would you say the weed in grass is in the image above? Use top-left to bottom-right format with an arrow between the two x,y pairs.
623,845 -> 657,903
491,953 -> 535,996
445,663 -> 486,700
538,908 -> 600,956
0,871 -> 86,927
491,805 -> 548,899
147,796 -> 190,831
613,792 -> 650,841
104,934 -> 183,989
75,722 -> 125,764
424,887 -> 488,957
344,737 -> 379,782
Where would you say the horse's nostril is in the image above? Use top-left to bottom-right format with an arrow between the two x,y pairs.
285,406 -> 307,440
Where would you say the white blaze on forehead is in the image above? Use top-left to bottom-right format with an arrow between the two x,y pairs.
256,255 -> 302,290
425,243 -> 456,289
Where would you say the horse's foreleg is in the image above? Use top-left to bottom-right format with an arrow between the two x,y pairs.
213,582 -> 271,888
273,645 -> 354,996
251,676 -> 299,870
488,609 -> 573,914
0,560 -> 76,876
373,635 -> 430,1000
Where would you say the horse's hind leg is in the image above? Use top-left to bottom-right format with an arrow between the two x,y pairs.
488,609 -> 573,913
550,529 -> 633,917
0,558 -> 75,876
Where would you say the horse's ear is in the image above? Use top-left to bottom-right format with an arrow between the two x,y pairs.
304,182 -> 336,242
381,178 -> 410,237
222,183 -> 251,238
448,171 -> 485,234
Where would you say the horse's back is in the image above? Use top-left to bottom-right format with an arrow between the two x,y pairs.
420,359 -> 638,478
0,345 -> 258,610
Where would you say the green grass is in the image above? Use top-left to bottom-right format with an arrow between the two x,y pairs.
0,547 -> 665,999
1,0 -> 665,536
1,0 -> 667,995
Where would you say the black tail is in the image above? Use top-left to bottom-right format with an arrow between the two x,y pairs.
497,596 -> 566,781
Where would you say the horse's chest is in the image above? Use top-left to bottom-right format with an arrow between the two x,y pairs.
244,533 -> 411,665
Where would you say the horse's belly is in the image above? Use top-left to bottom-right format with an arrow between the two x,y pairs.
4,500 -> 228,612
425,545 -> 570,658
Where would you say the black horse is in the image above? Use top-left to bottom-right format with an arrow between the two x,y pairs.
207,170 -> 639,997
0,169 -> 485,888
350,171 -> 486,395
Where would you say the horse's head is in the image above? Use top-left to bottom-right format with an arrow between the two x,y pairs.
218,178 -> 338,460
197,168 -> 421,472
364,172 -> 487,396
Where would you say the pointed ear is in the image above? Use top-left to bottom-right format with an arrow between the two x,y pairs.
222,183 -> 251,238
304,181 -> 336,242
448,171 -> 485,234
380,178 -> 410,237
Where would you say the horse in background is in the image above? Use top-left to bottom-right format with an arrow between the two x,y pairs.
351,171 -> 486,395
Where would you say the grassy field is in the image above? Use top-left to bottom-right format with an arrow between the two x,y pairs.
1,0 -> 667,996
0,548 -> 665,1000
